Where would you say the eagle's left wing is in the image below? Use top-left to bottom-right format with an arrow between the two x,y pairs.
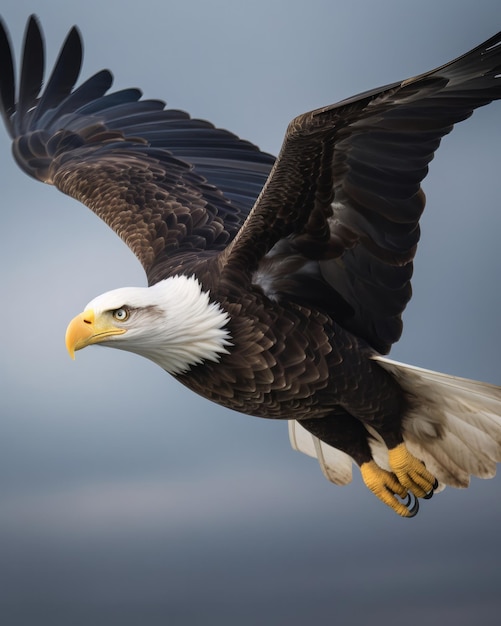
224,32 -> 501,354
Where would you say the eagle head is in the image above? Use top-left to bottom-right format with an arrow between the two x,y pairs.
65,275 -> 232,375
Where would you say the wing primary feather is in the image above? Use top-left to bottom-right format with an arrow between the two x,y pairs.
16,16 -> 44,136
29,25 -> 83,129
38,70 -> 114,131
0,18 -> 16,137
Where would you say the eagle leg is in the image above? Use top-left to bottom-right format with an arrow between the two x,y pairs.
388,443 -> 438,499
360,460 -> 419,517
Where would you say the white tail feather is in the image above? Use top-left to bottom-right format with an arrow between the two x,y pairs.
289,356 -> 501,491
288,421 -> 353,485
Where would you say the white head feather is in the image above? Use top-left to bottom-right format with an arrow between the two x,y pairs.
85,275 -> 232,375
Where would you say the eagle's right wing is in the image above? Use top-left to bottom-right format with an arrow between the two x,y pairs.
0,16 -> 275,281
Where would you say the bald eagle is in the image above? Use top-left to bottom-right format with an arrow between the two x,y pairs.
1,16 -> 500,517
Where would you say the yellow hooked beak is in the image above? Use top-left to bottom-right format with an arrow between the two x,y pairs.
65,309 -> 126,359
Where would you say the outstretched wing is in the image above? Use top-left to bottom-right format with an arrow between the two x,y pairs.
2,18 -> 500,353
224,32 -> 501,353
0,16 -> 275,282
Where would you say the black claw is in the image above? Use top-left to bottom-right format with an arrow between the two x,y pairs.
424,478 -> 439,499
402,493 -> 413,507
395,491 -> 419,517
407,493 -> 419,517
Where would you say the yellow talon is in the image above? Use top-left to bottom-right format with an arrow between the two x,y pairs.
360,460 -> 416,518
388,443 -> 437,498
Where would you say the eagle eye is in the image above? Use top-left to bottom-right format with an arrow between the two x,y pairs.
112,307 -> 129,322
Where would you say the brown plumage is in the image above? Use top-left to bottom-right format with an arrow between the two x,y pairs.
1,16 -> 501,517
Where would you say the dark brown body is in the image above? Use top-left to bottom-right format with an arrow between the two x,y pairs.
178,263 -> 407,465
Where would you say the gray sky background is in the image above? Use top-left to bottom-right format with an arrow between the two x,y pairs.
0,1 -> 500,625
